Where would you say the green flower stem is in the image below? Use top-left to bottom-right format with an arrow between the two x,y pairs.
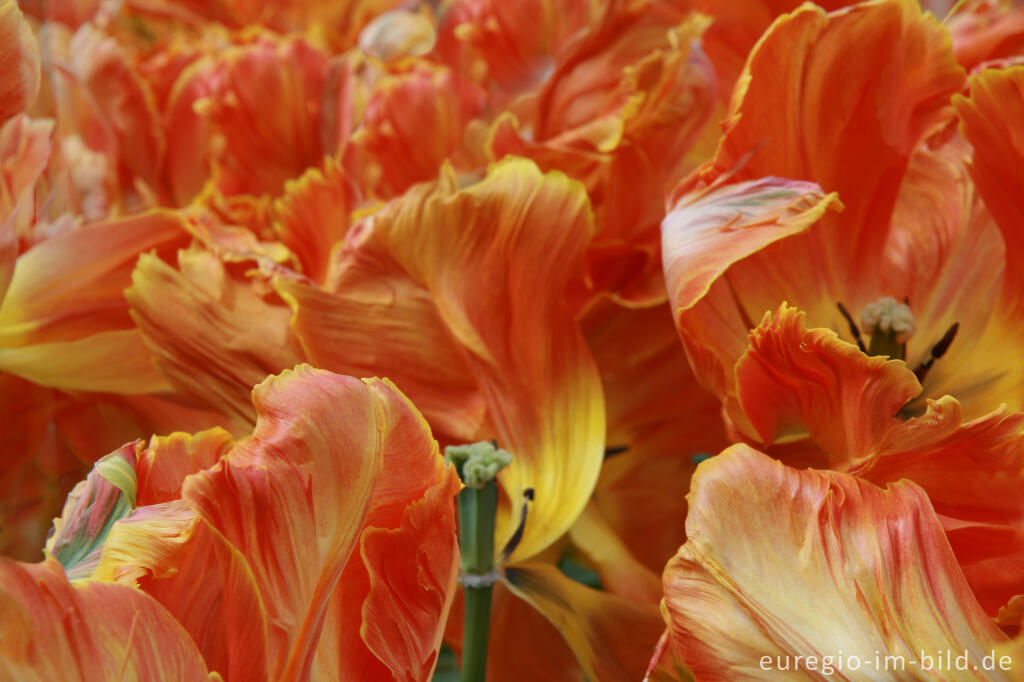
459,480 -> 498,682
445,442 -> 513,682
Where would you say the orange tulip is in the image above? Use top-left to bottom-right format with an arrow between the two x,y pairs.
36,365 -> 461,681
650,445 -> 1023,681
661,0 -> 1024,613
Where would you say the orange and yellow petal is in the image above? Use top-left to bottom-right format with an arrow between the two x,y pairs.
662,177 -> 839,397
273,158 -> 359,284
127,246 -> 305,431
0,557 -> 214,681
733,304 -> 921,465
0,0 -> 40,128
345,63 -> 481,199
505,562 -> 664,682
667,1 -> 965,401
0,210 -> 188,393
661,444 -> 1013,681
284,159 -> 604,563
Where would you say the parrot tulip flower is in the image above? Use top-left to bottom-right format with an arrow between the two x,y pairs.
127,158 -> 666,679
35,364 -> 461,681
661,0 -> 1024,614
650,445 -> 1023,681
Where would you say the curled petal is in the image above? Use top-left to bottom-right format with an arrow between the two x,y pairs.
734,304 -> 921,466
662,445 -> 1011,681
45,442 -> 139,580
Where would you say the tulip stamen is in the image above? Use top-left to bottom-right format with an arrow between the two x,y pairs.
501,488 -> 535,562
836,302 -> 867,353
913,322 -> 959,384
604,445 -> 629,459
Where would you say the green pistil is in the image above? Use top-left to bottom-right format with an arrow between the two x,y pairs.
861,296 -> 916,361
445,440 -> 513,489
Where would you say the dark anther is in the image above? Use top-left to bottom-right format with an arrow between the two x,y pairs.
913,322 -> 959,384
604,445 -> 629,459
501,488 -> 534,561
491,439 -> 498,448
836,302 -> 867,353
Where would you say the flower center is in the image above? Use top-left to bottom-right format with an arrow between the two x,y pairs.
836,298 -> 958,384
860,296 -> 916,358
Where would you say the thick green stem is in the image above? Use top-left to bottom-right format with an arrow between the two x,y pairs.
461,564 -> 494,681
457,481 -> 497,682
445,442 -> 512,682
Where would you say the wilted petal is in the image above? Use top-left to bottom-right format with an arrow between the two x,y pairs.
662,445 -> 1013,681
0,557 -> 213,681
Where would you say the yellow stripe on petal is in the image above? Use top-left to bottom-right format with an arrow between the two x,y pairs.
505,562 -> 664,682
287,158 -> 604,562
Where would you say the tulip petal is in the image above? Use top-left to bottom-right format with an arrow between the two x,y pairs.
0,210 -> 189,392
135,428 -> 235,505
345,64 -> 479,198
286,159 -> 603,562
662,445 -> 1012,681
734,304 -> 921,465
274,159 -> 359,284
0,0 -> 40,127
667,0 -> 964,400
94,501 -> 270,682
662,177 -> 840,396
176,366 -> 459,681
45,442 -> 138,580
0,557 -> 213,681
127,247 -> 305,430
956,66 -> 1024,313
706,0 -> 964,298
505,562 -> 665,682
181,366 -> 379,679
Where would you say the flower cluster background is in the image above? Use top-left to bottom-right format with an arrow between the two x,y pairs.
2,0 -> 1024,679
